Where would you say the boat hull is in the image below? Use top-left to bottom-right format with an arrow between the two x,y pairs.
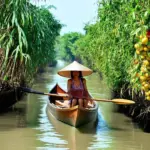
47,103 -> 98,127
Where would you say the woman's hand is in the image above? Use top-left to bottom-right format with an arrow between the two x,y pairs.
88,98 -> 93,104
67,91 -> 73,99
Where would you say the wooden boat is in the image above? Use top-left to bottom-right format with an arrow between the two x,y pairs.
46,84 -> 98,127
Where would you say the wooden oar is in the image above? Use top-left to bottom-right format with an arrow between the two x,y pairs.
20,87 -> 66,97
20,87 -> 135,105
92,98 -> 135,105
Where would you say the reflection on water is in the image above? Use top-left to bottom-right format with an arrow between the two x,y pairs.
0,60 -> 150,150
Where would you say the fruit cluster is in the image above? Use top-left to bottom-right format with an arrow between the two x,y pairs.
134,30 -> 150,100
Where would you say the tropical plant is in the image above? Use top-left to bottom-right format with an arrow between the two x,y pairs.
72,0 -> 150,93
56,32 -> 83,62
0,0 -> 61,86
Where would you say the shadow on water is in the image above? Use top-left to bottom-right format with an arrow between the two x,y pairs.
77,121 -> 98,134
0,99 -> 27,132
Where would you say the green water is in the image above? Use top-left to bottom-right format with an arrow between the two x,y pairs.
0,60 -> 150,150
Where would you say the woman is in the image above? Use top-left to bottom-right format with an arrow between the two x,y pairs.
67,71 -> 92,108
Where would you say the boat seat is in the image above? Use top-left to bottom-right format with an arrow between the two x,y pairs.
55,100 -> 69,108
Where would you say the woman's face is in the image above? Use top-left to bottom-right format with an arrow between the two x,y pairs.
72,71 -> 80,77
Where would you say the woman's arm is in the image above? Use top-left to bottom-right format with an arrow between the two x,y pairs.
82,78 -> 87,90
67,79 -> 72,99
82,78 -> 91,97
82,78 -> 93,103
67,79 -> 72,92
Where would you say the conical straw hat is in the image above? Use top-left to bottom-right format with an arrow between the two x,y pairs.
58,61 -> 93,78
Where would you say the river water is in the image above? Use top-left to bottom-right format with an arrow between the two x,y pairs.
0,60 -> 150,150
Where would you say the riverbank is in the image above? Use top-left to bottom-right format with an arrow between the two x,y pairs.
0,82 -> 24,112
113,88 -> 150,132
0,60 -> 57,112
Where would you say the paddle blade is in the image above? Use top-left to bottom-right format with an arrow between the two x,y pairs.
112,99 -> 135,105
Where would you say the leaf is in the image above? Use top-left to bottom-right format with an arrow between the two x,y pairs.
132,11 -> 136,20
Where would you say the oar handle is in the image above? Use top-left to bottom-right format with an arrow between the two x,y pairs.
20,87 -> 69,97
44,93 -> 68,97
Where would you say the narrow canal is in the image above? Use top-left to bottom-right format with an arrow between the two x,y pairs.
0,60 -> 150,150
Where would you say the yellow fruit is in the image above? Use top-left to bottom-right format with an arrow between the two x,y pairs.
143,60 -> 149,66
141,55 -> 145,59
140,76 -> 146,81
144,47 -> 148,51
142,81 -> 146,85
142,37 -> 148,45
144,84 -> 149,89
141,86 -> 145,90
146,96 -> 150,100
139,35 -> 143,39
145,73 -> 149,78
145,92 -> 149,96
134,43 -> 140,49
136,50 -> 140,55
141,67 -> 147,72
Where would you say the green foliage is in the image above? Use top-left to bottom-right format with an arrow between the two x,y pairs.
72,0 -> 150,90
0,0 -> 61,85
26,4 -> 61,74
56,32 -> 83,61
